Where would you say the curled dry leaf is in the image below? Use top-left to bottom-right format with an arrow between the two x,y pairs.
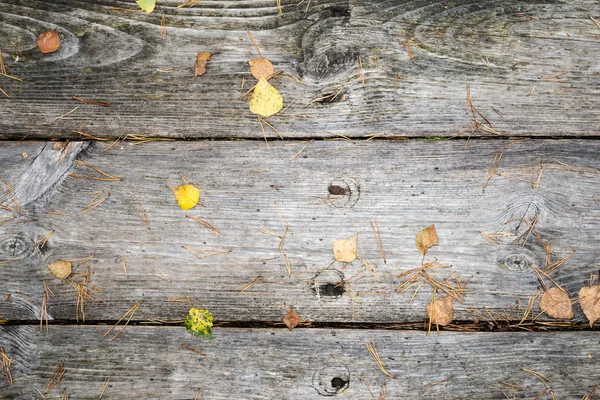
426,295 -> 453,326
579,285 -> 600,327
283,309 -> 301,330
333,234 -> 357,263
48,261 -> 72,280
37,30 -> 60,54
539,287 -> 573,319
249,78 -> 283,118
416,224 -> 439,255
194,52 -> 212,79
248,57 -> 274,80
170,184 -> 200,210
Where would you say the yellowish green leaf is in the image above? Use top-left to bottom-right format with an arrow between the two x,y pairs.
136,0 -> 156,14
249,78 -> 283,118
185,308 -> 214,340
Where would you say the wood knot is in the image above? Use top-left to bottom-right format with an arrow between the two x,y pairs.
304,47 -> 358,82
327,178 -> 360,208
497,246 -> 541,273
311,269 -> 345,301
312,362 -> 350,396
0,231 -> 34,261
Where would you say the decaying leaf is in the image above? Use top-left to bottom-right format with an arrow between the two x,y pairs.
37,30 -> 60,54
194,52 -> 212,79
539,287 -> 573,319
426,295 -> 453,326
136,0 -> 156,13
185,308 -> 214,340
579,285 -> 600,327
48,261 -> 72,280
416,224 -> 439,255
248,57 -> 274,80
170,184 -> 200,210
283,309 -> 300,330
249,78 -> 283,118
333,234 -> 357,263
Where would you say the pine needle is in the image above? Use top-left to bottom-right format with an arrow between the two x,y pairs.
186,215 -> 220,237
130,202 -> 150,229
45,360 -> 65,393
365,341 -> 394,378
183,246 -> 231,260
0,347 -> 13,386
370,218 -> 386,263
99,377 -> 109,398
103,300 -> 143,342
82,191 -> 110,214
69,160 -> 120,181
238,276 -> 262,293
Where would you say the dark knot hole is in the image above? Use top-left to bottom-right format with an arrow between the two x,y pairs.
331,377 -> 347,388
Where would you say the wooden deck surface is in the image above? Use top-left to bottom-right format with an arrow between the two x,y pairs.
1,0 -> 600,398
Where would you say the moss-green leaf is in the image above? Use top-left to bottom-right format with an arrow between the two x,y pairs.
136,0 -> 156,14
185,308 -> 214,340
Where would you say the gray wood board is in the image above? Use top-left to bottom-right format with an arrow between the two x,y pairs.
0,0 -> 599,139
1,326 -> 600,399
1,139 -> 599,324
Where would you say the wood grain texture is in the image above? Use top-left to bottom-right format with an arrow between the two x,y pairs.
1,139 -> 599,324
1,326 -> 600,399
0,0 -> 599,139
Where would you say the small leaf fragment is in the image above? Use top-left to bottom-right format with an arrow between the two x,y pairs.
185,308 -> 214,340
539,287 -> 573,319
248,57 -> 274,80
249,78 -> 283,118
333,234 -> 357,263
415,224 -> 439,255
136,0 -> 156,13
426,295 -> 453,326
171,184 -> 200,210
37,30 -> 60,54
579,285 -> 600,327
48,261 -> 72,280
194,52 -> 212,79
283,309 -> 300,330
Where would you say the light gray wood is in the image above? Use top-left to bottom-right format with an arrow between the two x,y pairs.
1,139 -> 599,324
1,326 -> 600,399
0,0 -> 599,139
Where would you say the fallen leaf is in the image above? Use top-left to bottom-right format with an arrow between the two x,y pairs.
170,184 -> 200,210
416,224 -> 439,255
539,287 -> 573,319
194,52 -> 212,79
37,30 -> 60,54
283,309 -> 300,330
185,308 -> 214,340
333,234 -> 357,263
48,261 -> 72,279
249,78 -> 283,118
249,57 -> 274,80
136,0 -> 156,13
579,285 -> 600,327
426,295 -> 453,326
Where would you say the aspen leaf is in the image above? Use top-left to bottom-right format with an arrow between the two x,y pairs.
416,224 -> 439,255
194,52 -> 212,79
283,309 -> 300,330
185,308 -> 214,340
37,30 -> 60,54
248,57 -> 274,80
136,0 -> 156,13
48,260 -> 72,280
579,285 -> 600,327
333,234 -> 357,263
249,78 -> 283,118
170,184 -> 200,210
426,295 -> 453,326
539,287 -> 573,319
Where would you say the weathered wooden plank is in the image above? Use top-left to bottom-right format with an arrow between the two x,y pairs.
1,326 -> 599,399
0,0 -> 599,139
1,139 -> 599,324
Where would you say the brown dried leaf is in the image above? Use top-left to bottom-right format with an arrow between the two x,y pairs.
416,224 -> 439,255
426,296 -> 453,326
194,52 -> 212,79
37,30 -> 60,54
249,57 -> 274,80
48,261 -> 72,280
283,310 -> 300,330
333,234 -> 357,263
539,287 -> 573,319
579,285 -> 600,327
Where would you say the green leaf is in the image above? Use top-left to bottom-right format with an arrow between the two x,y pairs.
136,0 -> 156,14
185,308 -> 214,340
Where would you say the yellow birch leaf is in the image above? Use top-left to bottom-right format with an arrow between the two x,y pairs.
249,78 -> 283,118
136,0 -> 156,13
171,184 -> 200,210
333,234 -> 357,263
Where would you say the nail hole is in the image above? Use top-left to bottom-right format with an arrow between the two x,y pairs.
328,185 -> 345,195
331,377 -> 347,388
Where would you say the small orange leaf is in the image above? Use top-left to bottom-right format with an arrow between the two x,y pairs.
539,287 -> 573,319
37,30 -> 60,54
416,224 -> 439,255
333,234 -> 357,263
426,295 -> 453,326
194,52 -> 212,79
283,309 -> 300,330
579,285 -> 600,327
249,57 -> 274,80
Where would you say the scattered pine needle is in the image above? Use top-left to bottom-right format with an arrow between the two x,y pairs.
153,265 -> 172,283
276,0 -> 282,15
122,256 -> 128,276
358,56 -> 366,88
370,218 -> 386,263
378,383 -> 386,400
45,360 -> 65,393
82,191 -> 110,214
103,300 -> 143,342
247,31 -> 262,58
186,215 -> 220,237
38,231 -> 54,249
69,160 -> 120,181
591,15 -> 600,30
53,106 -> 80,121
365,341 -> 394,378
424,377 -> 450,391
540,71 -> 570,82
0,87 -> 9,98
0,72 -> 23,82
183,246 -> 231,260
68,268 -> 93,322
239,276 -> 262,293
72,96 -> 110,107
0,177 -> 20,214
521,368 -> 550,388
0,347 -> 13,386
100,377 -> 109,398
289,139 -> 313,161
160,12 -> 167,39
177,0 -> 200,8
40,281 -> 55,332
130,202 -> 150,229
181,345 -> 205,356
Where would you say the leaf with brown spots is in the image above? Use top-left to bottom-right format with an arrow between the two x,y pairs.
249,57 -> 274,80
539,287 -> 573,319
48,261 -> 72,280
283,309 -> 300,330
194,52 -> 212,79
416,224 -> 439,255
579,285 -> 600,327
37,30 -> 60,54
333,234 -> 357,263
426,295 -> 453,326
